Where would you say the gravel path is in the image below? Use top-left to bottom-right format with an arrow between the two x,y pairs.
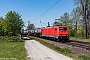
25,40 -> 73,60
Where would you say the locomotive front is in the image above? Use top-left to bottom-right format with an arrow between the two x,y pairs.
58,26 -> 69,42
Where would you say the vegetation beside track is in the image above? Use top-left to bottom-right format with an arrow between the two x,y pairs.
31,37 -> 90,60
70,37 -> 90,42
0,36 -> 27,60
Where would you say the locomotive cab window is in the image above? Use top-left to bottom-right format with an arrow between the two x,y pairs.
59,27 -> 67,30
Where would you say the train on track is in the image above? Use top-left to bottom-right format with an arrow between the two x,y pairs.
28,26 -> 69,42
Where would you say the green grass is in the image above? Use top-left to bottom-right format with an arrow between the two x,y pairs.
78,55 -> 90,60
70,37 -> 90,42
31,37 -> 90,60
0,36 -> 27,60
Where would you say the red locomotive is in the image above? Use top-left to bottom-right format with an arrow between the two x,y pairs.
41,26 -> 69,42
29,26 -> 69,42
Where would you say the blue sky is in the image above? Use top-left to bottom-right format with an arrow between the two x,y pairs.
0,0 -> 74,28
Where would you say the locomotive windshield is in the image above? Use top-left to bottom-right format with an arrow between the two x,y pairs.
59,27 -> 67,30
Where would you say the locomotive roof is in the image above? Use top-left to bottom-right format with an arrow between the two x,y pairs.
42,26 -> 67,29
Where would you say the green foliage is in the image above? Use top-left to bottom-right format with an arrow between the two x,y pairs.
73,0 -> 90,38
7,36 -> 24,42
68,26 -> 76,37
27,23 -> 35,30
70,37 -> 90,42
0,20 -> 8,36
7,32 -> 14,36
59,12 -> 70,26
0,11 -> 24,36
53,12 -> 70,26
0,17 -> 3,21
0,36 -> 23,42
5,11 -> 24,35
3,10 -> 24,36
78,55 -> 90,60
77,26 -> 84,37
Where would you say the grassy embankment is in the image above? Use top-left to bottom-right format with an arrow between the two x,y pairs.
0,36 -> 27,60
70,37 -> 90,42
31,37 -> 90,60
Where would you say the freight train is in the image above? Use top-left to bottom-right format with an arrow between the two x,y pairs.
29,26 -> 69,42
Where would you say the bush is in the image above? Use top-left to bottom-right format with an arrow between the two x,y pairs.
0,36 -> 24,42
0,36 -> 4,42
7,32 -> 13,36
68,26 -> 76,37
7,36 -> 24,42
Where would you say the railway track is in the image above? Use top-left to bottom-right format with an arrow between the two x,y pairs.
66,40 -> 90,51
31,36 -> 90,56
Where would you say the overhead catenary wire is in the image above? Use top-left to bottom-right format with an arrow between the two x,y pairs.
31,0 -> 61,22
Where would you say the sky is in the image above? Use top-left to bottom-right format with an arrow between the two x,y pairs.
0,0 -> 74,28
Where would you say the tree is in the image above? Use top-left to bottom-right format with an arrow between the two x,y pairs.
0,22 -> 3,36
71,7 -> 81,32
0,20 -> 8,36
63,12 -> 69,26
0,17 -> 3,21
73,0 -> 90,38
27,24 -> 35,30
5,11 -> 24,36
59,16 -> 64,26
52,21 -> 61,27
53,12 -> 70,26
59,12 -> 70,26
0,17 -> 4,35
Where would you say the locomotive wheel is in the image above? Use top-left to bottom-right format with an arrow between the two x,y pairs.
62,39 -> 66,43
56,39 -> 60,42
50,37 -> 53,40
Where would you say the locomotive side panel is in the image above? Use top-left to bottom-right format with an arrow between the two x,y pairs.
48,28 -> 55,37
42,28 -> 48,36
42,27 -> 55,37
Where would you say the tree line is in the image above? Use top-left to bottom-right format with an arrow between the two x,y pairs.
52,0 -> 90,38
0,11 -> 24,36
